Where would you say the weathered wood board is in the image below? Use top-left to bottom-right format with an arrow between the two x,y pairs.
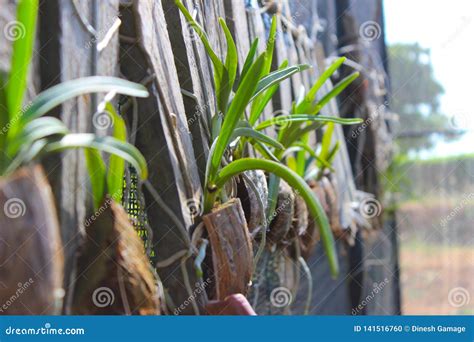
119,0 -> 205,314
37,0 -> 120,313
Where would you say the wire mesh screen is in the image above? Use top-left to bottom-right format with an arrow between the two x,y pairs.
122,166 -> 155,261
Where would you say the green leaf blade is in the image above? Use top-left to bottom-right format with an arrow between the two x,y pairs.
85,148 -> 107,211
231,127 -> 284,150
251,64 -> 312,102
44,134 -> 148,180
10,76 -> 149,137
105,103 -> 126,203
207,53 -> 266,184
256,114 -> 363,131
6,0 -> 38,123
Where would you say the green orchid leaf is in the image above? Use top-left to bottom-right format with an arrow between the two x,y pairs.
6,0 -> 38,123
231,127 -> 284,150
85,148 -> 107,211
207,53 -> 266,185
238,38 -> 259,86
249,60 -> 289,126
256,114 -> 363,131
9,77 -> 148,137
44,133 -> 148,180
105,102 -> 127,203
312,72 -> 360,114
7,116 -> 69,157
251,64 -> 311,102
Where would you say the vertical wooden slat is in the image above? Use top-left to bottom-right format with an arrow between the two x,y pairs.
199,0 -> 226,59
38,0 -> 120,313
273,15 -> 293,112
119,0 -> 204,314
0,1 -> 15,72
245,1 -> 273,126
223,0 -> 250,71
162,0 -> 214,184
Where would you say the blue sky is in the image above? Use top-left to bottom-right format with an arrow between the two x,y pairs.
384,0 -> 473,157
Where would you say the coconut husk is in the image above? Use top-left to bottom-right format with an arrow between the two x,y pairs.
0,165 -> 64,314
300,176 -> 346,259
286,194 -> 309,259
202,198 -> 253,300
300,180 -> 327,259
321,176 -> 344,237
236,170 -> 268,234
72,196 -> 159,314
290,194 -> 309,238
267,180 -> 295,247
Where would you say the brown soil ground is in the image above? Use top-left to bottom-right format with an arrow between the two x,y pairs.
400,243 -> 474,314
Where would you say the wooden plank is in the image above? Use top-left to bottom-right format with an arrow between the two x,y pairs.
119,0 -> 205,314
282,28 -> 302,99
246,0 -> 273,120
223,0 -> 250,71
162,0 -> 214,184
37,0 -> 120,313
272,15 -> 293,112
0,0 -> 15,72
199,0 -> 226,59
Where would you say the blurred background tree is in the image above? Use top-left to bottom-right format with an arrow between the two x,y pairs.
389,43 -> 459,153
